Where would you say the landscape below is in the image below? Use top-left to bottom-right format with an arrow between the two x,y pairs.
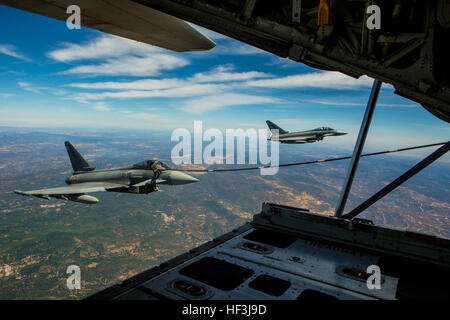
0,129 -> 448,299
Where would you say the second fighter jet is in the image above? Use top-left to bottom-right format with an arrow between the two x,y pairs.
14,141 -> 199,204
266,121 -> 347,144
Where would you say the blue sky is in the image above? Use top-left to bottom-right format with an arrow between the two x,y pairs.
0,4 -> 448,155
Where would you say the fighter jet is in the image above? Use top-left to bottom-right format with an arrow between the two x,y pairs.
266,121 -> 347,144
14,141 -> 199,204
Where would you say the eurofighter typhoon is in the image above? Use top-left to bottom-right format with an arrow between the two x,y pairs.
14,141 -> 199,204
266,121 -> 347,144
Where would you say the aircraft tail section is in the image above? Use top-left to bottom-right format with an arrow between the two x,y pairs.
64,141 -> 95,172
266,121 -> 288,134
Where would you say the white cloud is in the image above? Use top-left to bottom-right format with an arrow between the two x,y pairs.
66,69 -> 373,94
71,84 -> 225,103
48,35 -> 161,62
0,44 -> 29,61
59,54 -> 188,77
67,78 -> 185,90
309,100 -> 367,106
63,69 -> 375,108
181,93 -> 279,113
0,93 -> 12,98
66,65 -> 270,91
49,40 -> 376,113
189,65 -> 271,83
245,72 -> 374,89
17,82 -> 42,94
49,35 -> 189,77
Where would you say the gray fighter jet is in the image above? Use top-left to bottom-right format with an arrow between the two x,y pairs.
266,121 -> 347,144
14,141 -> 199,204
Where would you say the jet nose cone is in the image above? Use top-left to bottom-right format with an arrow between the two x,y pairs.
336,132 -> 348,136
168,171 -> 200,185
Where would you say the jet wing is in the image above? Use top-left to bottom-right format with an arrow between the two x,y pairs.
14,182 -> 127,197
0,0 -> 215,52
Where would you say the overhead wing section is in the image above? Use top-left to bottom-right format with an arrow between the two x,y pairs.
14,182 -> 127,196
0,0 -> 215,52
134,0 -> 450,122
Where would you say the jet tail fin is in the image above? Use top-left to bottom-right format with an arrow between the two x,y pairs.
266,121 -> 288,134
64,141 -> 95,172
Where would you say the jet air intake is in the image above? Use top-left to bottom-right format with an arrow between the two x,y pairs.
68,195 -> 99,204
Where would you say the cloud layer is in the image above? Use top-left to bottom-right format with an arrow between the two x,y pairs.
43,35 -> 377,114
245,72 -> 373,89
49,35 -> 189,76
48,35 -> 160,62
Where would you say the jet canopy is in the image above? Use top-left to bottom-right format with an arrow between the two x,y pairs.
315,127 -> 334,131
132,160 -> 171,170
